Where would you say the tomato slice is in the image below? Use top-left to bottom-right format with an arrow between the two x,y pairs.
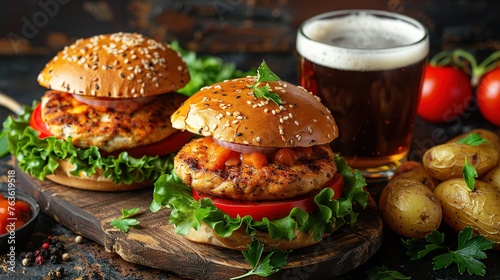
30,104 -> 192,158
30,104 -> 53,138
192,173 -> 344,221
118,131 -> 192,158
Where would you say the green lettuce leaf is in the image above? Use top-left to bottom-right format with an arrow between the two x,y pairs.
2,104 -> 174,185
169,41 -> 256,96
150,154 -> 368,241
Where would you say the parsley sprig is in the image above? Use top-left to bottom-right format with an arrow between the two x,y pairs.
366,266 -> 411,280
249,61 -> 282,105
401,227 -> 494,276
111,207 -> 140,233
230,239 -> 290,279
456,132 -> 486,190
455,132 -> 490,146
463,157 -> 478,190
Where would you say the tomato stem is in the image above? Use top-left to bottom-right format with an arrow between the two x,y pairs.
475,51 -> 500,86
430,49 -> 500,87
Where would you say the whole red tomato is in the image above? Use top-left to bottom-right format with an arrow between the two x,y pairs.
477,67 -> 500,126
417,65 -> 473,123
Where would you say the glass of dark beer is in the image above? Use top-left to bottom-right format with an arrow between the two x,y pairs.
296,10 -> 429,180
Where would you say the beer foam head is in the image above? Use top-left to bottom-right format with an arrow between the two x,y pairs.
297,10 -> 429,71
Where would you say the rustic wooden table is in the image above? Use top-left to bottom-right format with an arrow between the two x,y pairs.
2,53 -> 500,280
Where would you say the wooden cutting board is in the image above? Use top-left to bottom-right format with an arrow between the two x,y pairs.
16,165 -> 383,280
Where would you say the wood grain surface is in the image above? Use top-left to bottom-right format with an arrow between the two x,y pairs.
16,165 -> 383,280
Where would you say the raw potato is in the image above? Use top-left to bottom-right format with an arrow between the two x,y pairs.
379,178 -> 442,239
434,178 -> 500,246
393,161 -> 440,191
422,142 -> 498,181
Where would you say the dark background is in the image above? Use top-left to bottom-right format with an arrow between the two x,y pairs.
1,1 -> 500,56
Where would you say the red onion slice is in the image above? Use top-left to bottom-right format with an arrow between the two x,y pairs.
213,138 -> 278,155
72,94 -> 156,113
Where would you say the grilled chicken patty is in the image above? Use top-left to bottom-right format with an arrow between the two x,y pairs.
41,90 -> 185,152
174,137 -> 337,201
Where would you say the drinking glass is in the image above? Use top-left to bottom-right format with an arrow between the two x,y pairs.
296,9 -> 429,180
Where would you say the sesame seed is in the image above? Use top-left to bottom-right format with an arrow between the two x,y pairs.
308,127 -> 313,134
313,119 -> 318,122
256,136 -> 261,143
294,121 -> 299,126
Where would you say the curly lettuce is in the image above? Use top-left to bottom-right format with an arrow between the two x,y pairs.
1,104 -> 174,184
169,41 -> 256,96
150,155 -> 368,241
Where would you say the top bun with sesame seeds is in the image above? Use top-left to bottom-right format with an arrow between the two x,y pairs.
171,76 -> 338,148
37,32 -> 189,98
14,32 -> 194,192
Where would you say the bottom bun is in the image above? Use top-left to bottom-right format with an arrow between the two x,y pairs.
46,160 -> 151,191
185,222 -> 322,251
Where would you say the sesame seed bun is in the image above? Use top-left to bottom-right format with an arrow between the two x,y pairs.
171,77 -> 338,147
46,159 -> 151,191
185,222 -> 321,251
37,32 -> 189,98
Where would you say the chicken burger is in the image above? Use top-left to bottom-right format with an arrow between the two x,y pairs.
151,62 -> 368,250
3,32 -> 192,191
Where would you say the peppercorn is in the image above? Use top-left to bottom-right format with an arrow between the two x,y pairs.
35,254 -> 44,265
55,242 -> 65,251
24,252 -> 35,262
41,242 -> 50,250
47,270 -> 57,280
55,267 -> 64,278
50,246 -> 61,257
61,252 -> 70,261
40,248 -> 49,259
21,258 -> 30,266
75,235 -> 83,244
49,254 -> 62,264
51,237 -> 59,244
